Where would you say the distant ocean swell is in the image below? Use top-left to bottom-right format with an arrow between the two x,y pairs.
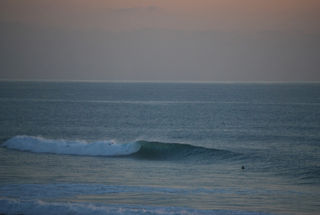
2,136 -> 237,162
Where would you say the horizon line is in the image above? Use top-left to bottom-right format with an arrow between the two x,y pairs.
0,79 -> 320,84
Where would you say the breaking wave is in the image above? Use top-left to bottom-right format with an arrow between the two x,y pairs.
2,136 -> 237,162
3,136 -> 141,156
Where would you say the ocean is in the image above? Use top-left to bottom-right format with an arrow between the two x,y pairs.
0,81 -> 319,215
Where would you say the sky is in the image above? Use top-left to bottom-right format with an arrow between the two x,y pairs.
0,0 -> 320,82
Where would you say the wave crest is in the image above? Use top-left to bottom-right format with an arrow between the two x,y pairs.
2,136 -> 237,162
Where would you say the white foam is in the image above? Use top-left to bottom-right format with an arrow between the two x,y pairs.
0,184 -> 284,202
3,136 -> 141,156
0,184 -> 275,215
0,198 -> 272,215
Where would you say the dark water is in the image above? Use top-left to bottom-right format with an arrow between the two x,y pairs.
0,81 -> 319,215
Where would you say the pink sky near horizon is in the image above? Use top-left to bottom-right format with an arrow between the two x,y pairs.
1,0 -> 320,32
1,0 -> 320,81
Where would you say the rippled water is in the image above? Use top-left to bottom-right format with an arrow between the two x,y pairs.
0,81 -> 319,215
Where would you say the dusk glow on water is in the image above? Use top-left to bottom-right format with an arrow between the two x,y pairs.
0,82 -> 319,214
1,0 -> 320,214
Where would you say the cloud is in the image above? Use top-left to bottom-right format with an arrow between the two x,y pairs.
111,6 -> 161,14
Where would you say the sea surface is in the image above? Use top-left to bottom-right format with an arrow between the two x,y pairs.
0,81 -> 319,215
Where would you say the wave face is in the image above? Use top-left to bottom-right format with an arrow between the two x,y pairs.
2,136 -> 236,162
133,141 -> 236,162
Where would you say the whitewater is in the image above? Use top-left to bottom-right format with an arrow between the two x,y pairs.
3,136 -> 141,156
1,81 -> 320,215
